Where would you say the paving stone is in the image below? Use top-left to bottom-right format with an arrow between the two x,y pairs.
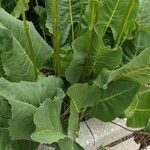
37,118 -> 150,150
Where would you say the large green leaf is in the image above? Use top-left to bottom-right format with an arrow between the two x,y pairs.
67,80 -> 139,137
12,140 -> 39,150
137,0 -> 150,24
56,138 -> 84,150
90,80 -> 139,121
65,30 -> 122,84
107,47 -> 150,84
11,0 -> 30,18
96,0 -> 139,43
65,1 -> 122,84
44,0 -> 87,44
0,97 -> 11,132
31,91 -> 65,144
133,0 -> 150,54
0,24 -> 37,81
126,89 -> 150,128
122,0 -> 150,63
0,8 -> 53,81
134,24 -> 150,54
1,0 -> 16,13
67,83 -> 100,138
0,98 -> 11,119
0,76 -> 63,140
0,129 -> 12,150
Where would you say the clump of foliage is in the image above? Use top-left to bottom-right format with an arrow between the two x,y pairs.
0,0 -> 150,149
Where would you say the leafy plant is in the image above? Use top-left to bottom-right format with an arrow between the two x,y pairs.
0,0 -> 150,149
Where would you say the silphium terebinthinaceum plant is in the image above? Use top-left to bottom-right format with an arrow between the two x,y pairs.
0,0 -> 150,149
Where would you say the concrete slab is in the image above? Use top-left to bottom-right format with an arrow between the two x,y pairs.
38,118 -> 150,150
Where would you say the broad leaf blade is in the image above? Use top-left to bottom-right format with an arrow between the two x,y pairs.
108,47 -> 150,84
10,100 -> 36,140
67,84 -> 100,138
0,8 -> 53,81
12,140 -> 39,150
0,98 -> 11,119
0,26 -> 37,81
96,0 -> 139,43
0,76 -> 63,140
137,0 -> 150,24
90,80 -> 139,121
31,92 -> 65,144
66,30 -> 122,84
56,138 -> 84,150
0,129 -> 12,150
11,0 -> 30,18
45,0 -> 87,44
126,90 -> 150,128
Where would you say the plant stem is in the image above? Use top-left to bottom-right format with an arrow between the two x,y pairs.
20,0 -> 33,51
111,121 -> 150,136
111,121 -> 136,133
81,0 -> 99,81
20,0 -> 38,73
35,0 -> 38,6
115,0 -> 136,47
51,0 -> 61,76
69,0 -> 75,41
77,0 -> 85,37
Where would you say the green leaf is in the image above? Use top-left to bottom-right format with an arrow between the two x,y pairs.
67,81 -> 138,138
126,89 -> 150,128
1,0 -> 16,13
34,6 -> 47,32
108,47 -> 150,84
12,140 -> 39,150
134,24 -> 150,54
0,25 -> 37,81
114,0 -> 139,46
90,80 -> 139,122
96,0 -> 138,43
10,100 -> 36,141
0,98 -> 11,119
56,138 -> 84,150
44,0 -> 87,44
11,0 -> 30,18
0,126 -> 38,150
0,129 -> 12,150
65,0 -> 123,84
66,30 -> 122,84
67,83 -> 100,138
0,97 -> 11,130
133,0 -> 150,54
0,8 -> 53,81
137,0 -> 150,24
31,91 -> 65,144
132,0 -> 150,56
0,76 -> 63,140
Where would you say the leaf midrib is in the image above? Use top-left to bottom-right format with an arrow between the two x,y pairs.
99,89 -> 131,103
115,0 -> 136,46
102,0 -> 120,36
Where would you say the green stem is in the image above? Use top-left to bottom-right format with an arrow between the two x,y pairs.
102,0 -> 120,37
69,0 -> 75,41
77,0 -> 85,37
20,0 -> 38,73
35,0 -> 38,6
20,0 -> 33,51
81,0 -> 98,81
51,0 -> 61,76
115,0 -> 136,47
